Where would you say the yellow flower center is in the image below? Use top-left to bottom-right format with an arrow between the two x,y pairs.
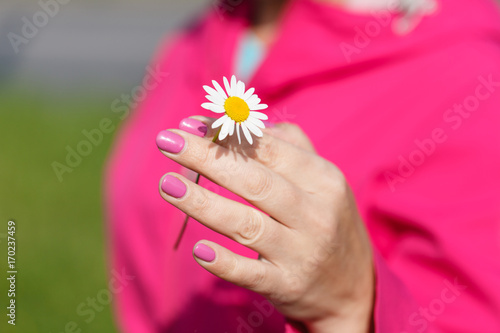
224,96 -> 250,123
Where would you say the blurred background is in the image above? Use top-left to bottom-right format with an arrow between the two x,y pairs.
0,0 -> 207,332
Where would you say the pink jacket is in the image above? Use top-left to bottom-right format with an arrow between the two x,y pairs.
105,0 -> 500,331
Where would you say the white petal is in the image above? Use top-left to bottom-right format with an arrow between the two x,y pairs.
241,122 -> 253,145
212,80 -> 228,99
243,87 -> 255,101
230,75 -> 237,97
223,77 -> 232,97
247,116 -> 265,129
219,119 -> 231,140
201,103 -> 225,113
203,85 -> 223,100
212,115 -> 228,129
236,123 -> 242,144
246,95 -> 261,107
205,94 -> 225,106
236,81 -> 245,98
244,120 -> 263,137
228,118 -> 235,136
201,102 -> 212,110
250,111 -> 268,120
250,103 -> 268,111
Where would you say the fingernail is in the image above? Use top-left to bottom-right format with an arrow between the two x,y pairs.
161,175 -> 186,198
179,118 -> 207,137
193,243 -> 216,262
156,130 -> 184,153
263,120 -> 275,128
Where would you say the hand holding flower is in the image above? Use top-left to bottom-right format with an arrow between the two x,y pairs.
156,110 -> 375,332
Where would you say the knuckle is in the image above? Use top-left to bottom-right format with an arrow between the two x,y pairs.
215,168 -> 232,184
323,164 -> 348,195
281,122 -> 302,135
303,254 -> 322,273
283,123 -> 307,143
244,167 -> 274,201
257,139 -> 280,169
288,123 -> 305,139
335,172 -> 349,194
283,272 -> 306,303
235,210 -> 264,246
281,184 -> 302,206
267,292 -> 286,307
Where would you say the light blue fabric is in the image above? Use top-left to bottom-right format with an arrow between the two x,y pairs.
234,30 -> 266,82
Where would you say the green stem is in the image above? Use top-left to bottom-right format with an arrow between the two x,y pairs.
173,128 -> 221,251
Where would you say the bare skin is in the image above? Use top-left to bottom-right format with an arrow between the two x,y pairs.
159,116 -> 374,333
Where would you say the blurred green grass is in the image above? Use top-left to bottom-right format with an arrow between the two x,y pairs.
0,87 -> 122,333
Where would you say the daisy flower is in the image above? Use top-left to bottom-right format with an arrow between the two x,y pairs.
201,75 -> 268,145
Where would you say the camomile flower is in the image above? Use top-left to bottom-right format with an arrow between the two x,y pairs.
173,76 -> 268,250
201,75 -> 268,145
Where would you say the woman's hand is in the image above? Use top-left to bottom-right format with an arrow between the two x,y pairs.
156,116 -> 374,333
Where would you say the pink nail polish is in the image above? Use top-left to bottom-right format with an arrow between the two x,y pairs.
179,118 -> 207,137
161,175 -> 186,198
193,243 -> 215,262
156,130 -> 184,153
